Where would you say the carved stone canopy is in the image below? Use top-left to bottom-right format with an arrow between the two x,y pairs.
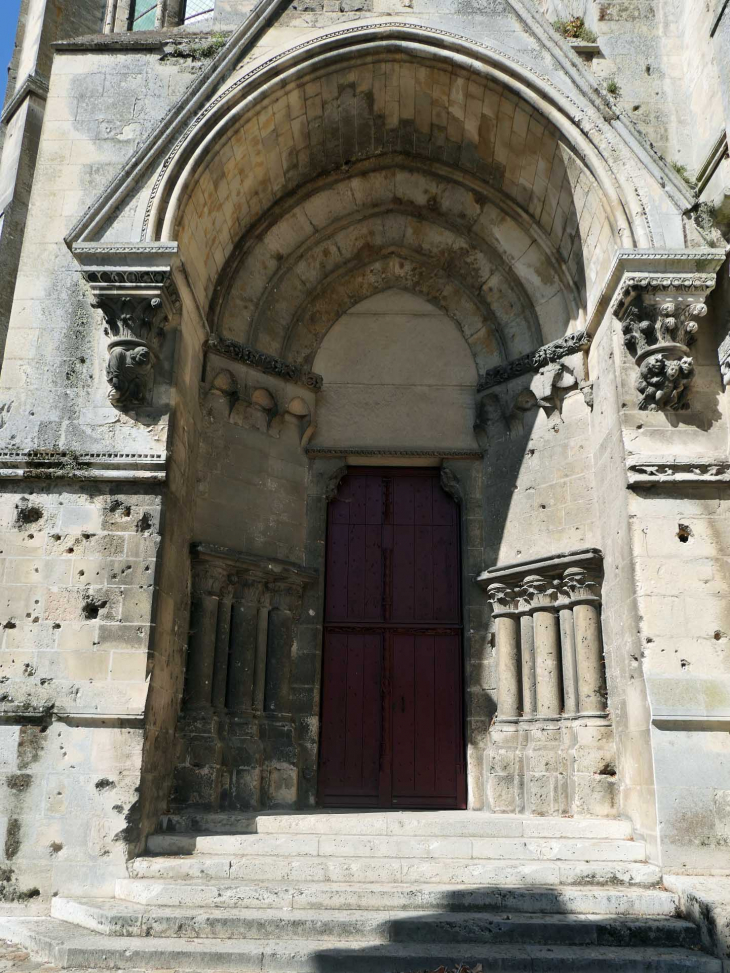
612,272 -> 717,412
83,268 -> 181,408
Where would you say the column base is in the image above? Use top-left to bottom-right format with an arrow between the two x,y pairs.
487,714 -> 617,817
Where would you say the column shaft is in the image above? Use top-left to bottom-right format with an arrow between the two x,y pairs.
227,598 -> 260,713
211,595 -> 232,711
264,608 -> 293,715
574,602 -> 607,713
559,606 -> 578,715
186,592 -> 219,710
533,609 -> 562,717
520,614 -> 536,717
252,604 -> 270,713
495,614 -> 520,718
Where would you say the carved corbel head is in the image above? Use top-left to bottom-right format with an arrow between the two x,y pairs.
612,272 -> 716,412
85,269 -> 180,409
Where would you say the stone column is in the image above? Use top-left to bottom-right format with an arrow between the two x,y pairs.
486,583 -> 521,719
211,575 -> 235,712
185,562 -> 225,711
264,581 -> 303,716
519,611 -> 537,718
524,575 -> 562,718
557,583 -> 578,715
564,568 -> 606,714
253,587 -> 272,713
227,573 -> 266,714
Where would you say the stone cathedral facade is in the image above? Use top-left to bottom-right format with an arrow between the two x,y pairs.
1,0 -> 730,965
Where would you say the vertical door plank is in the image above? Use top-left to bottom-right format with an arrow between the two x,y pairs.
344,634 -> 365,790
414,635 -> 436,795
326,523 -> 350,621
414,525 -> 434,620
318,633 -> 348,791
361,633 -> 382,792
434,635 -> 459,795
392,633 -> 416,798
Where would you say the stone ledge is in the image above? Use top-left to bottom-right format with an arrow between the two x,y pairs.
478,547 -> 603,587
191,542 -> 318,584
627,457 -> 730,487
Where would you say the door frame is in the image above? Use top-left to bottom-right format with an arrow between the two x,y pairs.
315,464 -> 468,809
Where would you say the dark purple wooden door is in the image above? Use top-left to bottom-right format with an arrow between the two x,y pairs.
318,469 -> 466,808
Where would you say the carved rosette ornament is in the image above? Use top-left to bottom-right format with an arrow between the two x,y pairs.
612,273 -> 716,412
84,269 -> 181,408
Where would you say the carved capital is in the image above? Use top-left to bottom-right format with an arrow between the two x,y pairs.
233,571 -> 268,606
517,574 -> 560,612
84,269 -> 180,408
267,580 -> 304,618
561,567 -> 602,606
613,272 -> 717,412
191,560 -> 231,598
485,582 -> 519,616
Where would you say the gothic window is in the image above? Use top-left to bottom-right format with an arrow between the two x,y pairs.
129,0 -> 157,29
182,0 -> 215,22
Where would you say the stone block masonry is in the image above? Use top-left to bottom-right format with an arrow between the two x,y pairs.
0,481 -> 163,903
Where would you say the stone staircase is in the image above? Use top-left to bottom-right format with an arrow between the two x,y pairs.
0,811 -> 721,971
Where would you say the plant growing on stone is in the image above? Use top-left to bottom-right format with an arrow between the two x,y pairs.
161,32 -> 229,61
604,76 -> 621,97
671,160 -> 696,188
553,17 -> 597,43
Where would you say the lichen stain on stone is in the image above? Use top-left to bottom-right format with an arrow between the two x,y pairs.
17,725 -> 46,770
4,819 -> 21,860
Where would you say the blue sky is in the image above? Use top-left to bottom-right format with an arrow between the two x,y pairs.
1,0 -> 22,105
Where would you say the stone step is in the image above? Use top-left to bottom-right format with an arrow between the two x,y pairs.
0,918 -> 721,972
51,897 -> 700,948
129,854 -> 663,886
158,810 -> 634,840
146,832 -> 646,862
116,878 -> 679,915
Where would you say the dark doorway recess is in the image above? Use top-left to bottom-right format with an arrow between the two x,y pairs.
318,468 -> 466,809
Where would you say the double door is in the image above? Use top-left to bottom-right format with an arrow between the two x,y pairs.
318,468 -> 466,808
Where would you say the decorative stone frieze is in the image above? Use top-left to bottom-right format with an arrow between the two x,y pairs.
626,456 -> 730,486
612,273 -> 717,411
83,268 -> 181,407
207,334 -> 323,391
477,330 -> 591,392
479,549 -> 607,723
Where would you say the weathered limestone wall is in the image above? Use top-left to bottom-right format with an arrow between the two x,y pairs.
0,43 -> 205,904
0,0 -> 105,345
618,285 -> 730,869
